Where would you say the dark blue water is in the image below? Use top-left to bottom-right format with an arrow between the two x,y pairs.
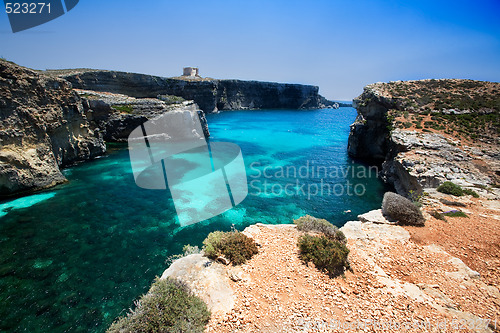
0,108 -> 388,332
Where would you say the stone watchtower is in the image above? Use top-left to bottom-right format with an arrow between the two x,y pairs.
182,67 -> 199,77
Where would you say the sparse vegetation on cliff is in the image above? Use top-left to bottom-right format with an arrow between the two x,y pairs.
437,181 -> 479,198
157,94 -> 186,105
112,104 -> 134,114
373,79 -> 500,143
442,210 -> 469,218
294,215 -> 350,277
293,215 -> 346,243
297,234 -> 350,277
203,231 -> 258,265
381,79 -> 500,112
107,277 -> 210,333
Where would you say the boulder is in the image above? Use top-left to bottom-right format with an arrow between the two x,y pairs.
381,192 -> 425,226
161,254 -> 235,314
357,209 -> 397,224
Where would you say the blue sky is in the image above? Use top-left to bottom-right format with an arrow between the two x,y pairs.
1,0 -> 499,100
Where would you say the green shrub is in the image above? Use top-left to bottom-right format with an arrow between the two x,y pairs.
202,231 -> 258,265
439,199 -> 466,207
293,215 -> 346,243
298,234 -> 350,277
430,210 -> 446,221
381,192 -> 425,226
463,188 -> 479,198
442,210 -> 468,218
437,181 -> 463,196
112,105 -> 134,113
108,277 -> 210,333
166,244 -> 201,265
157,94 -> 186,105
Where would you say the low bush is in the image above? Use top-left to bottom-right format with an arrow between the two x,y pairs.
381,192 -> 425,226
157,94 -> 186,105
203,231 -> 258,265
166,244 -> 201,265
294,215 -> 346,243
437,181 -> 463,196
430,210 -> 446,221
443,210 -> 469,218
112,105 -> 134,113
463,188 -> 479,198
298,234 -> 350,277
108,277 -> 210,333
439,199 -> 466,207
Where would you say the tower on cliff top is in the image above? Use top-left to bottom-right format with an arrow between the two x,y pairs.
182,67 -> 199,77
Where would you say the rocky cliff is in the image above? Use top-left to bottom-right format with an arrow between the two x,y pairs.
0,60 -> 105,198
348,79 -> 500,195
77,89 -> 210,141
46,69 -> 329,113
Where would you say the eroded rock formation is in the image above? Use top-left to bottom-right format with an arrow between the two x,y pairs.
348,79 -> 500,196
0,60 -> 105,198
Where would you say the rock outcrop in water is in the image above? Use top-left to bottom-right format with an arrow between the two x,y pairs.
46,69 -> 331,113
0,60 -> 105,198
348,79 -> 500,196
77,89 -> 210,141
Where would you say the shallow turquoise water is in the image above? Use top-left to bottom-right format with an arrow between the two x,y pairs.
0,107 -> 389,332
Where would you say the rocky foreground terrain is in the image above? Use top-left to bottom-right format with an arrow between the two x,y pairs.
161,197 -> 499,333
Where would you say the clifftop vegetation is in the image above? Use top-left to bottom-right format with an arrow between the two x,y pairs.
371,79 -> 500,113
366,79 -> 500,144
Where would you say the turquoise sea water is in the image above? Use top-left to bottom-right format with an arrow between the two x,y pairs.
0,107 -> 389,332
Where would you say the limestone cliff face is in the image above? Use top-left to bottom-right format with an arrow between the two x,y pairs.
347,86 -> 396,160
78,89 -> 210,141
0,60 -> 105,198
348,80 -> 500,196
47,70 -> 326,113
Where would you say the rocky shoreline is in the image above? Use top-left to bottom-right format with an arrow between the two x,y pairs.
1,60 -> 334,198
0,61 -> 211,198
